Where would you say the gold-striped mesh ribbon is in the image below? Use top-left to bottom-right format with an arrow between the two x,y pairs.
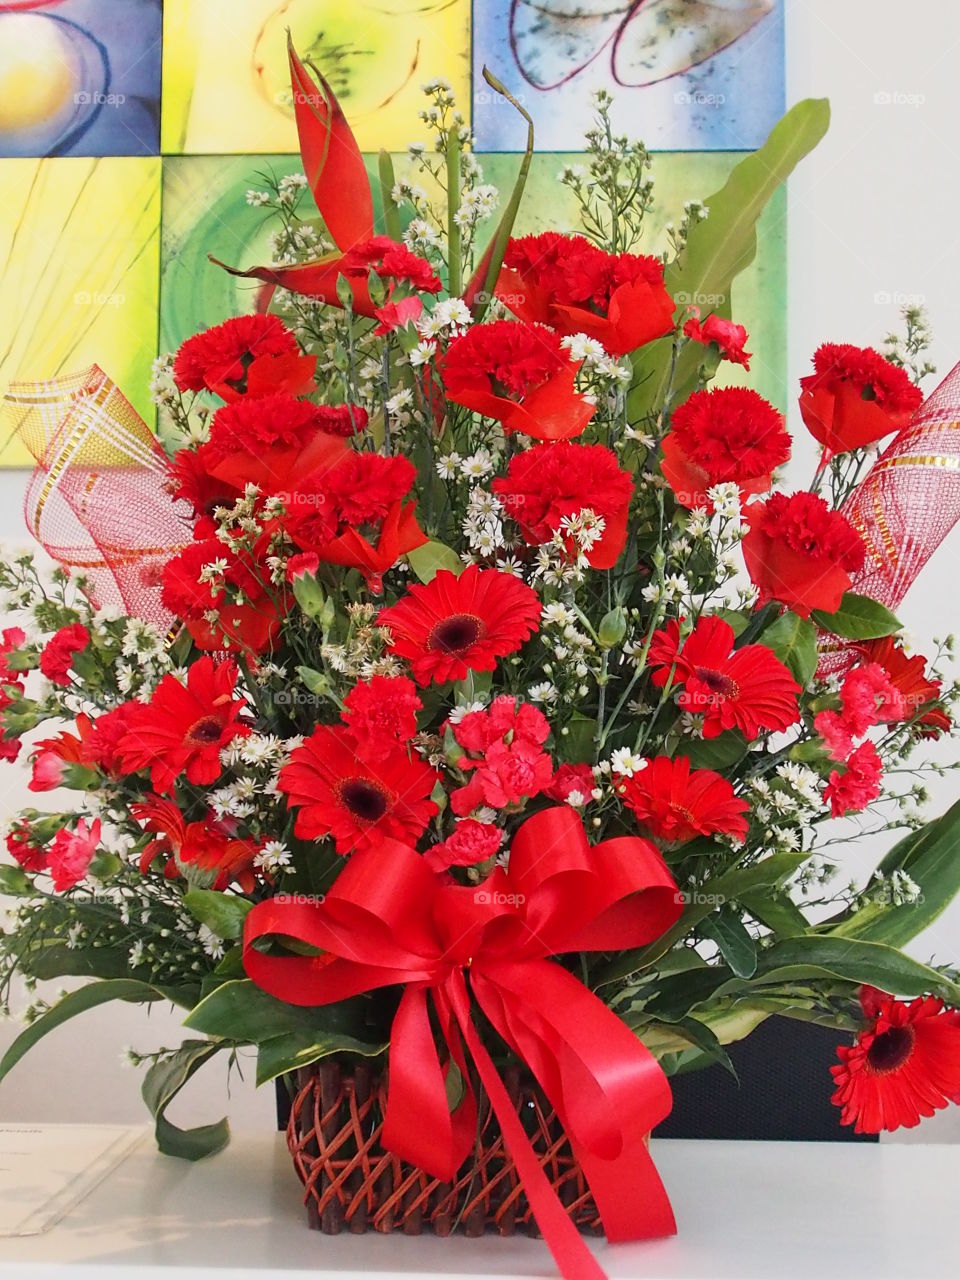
2,366 -> 191,629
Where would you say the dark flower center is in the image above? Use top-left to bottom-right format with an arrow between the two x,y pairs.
186,715 -> 223,746
694,667 -> 740,700
339,778 -> 390,824
429,613 -> 485,655
867,1025 -> 915,1074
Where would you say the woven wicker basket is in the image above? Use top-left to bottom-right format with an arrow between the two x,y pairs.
286,1059 -> 603,1236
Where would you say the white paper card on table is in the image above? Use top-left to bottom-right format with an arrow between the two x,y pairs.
0,1124 -> 146,1236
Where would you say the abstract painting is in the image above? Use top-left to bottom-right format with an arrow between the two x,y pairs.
0,0 -> 162,157
473,0 -> 785,152
0,0 -> 787,466
161,0 -> 471,155
0,156 -> 161,464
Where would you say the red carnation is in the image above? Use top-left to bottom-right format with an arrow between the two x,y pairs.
343,236 -> 442,295
498,232 -> 675,356
39,623 -> 90,687
116,656 -> 250,795
800,343 -> 922,458
619,756 -> 750,844
342,675 -> 422,758
28,718 -> 90,792
440,321 -> 595,441
47,818 -> 101,893
683,310 -> 752,368
741,491 -> 866,617
492,442 -> 633,569
167,448 -> 242,518
6,821 -> 46,874
648,616 -> 801,741
815,662 -> 906,760
546,762 -> 596,804
207,393 -> 334,462
133,795 -> 260,894
378,566 -> 540,686
661,387 -> 790,510
424,819 -> 503,872
824,740 -> 883,817
0,627 -> 27,681
282,453 -> 425,588
315,404 -> 369,437
172,314 -> 314,401
831,986 -> 960,1133
450,697 -> 553,817
83,702 -> 139,776
859,636 -> 951,736
278,725 -> 439,855
161,534 -> 281,655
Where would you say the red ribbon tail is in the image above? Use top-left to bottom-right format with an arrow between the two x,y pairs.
445,970 -> 609,1280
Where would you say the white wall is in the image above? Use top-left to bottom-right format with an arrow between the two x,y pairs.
1,0 -> 959,1139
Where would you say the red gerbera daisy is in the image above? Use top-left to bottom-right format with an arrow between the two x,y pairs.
682,310 -> 752,368
132,795 -> 260,893
116,657 -> 250,795
858,636 -> 951,736
800,343 -> 922,459
277,725 -> 439,854
172,314 -> 314,401
440,321 -> 595,441
741,491 -> 866,617
618,755 -> 750,844
492,442 -> 634,568
648,616 -> 801,740
378,565 -> 541,686
497,232 -> 675,357
661,387 -> 790,510
831,986 -> 960,1133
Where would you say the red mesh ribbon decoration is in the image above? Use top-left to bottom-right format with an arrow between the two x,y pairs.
2,367 -> 191,629
818,358 -> 960,673
843,357 -> 960,605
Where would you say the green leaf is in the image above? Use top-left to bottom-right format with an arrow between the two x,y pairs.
811,592 -> 901,640
641,1017 -> 737,1079
183,890 -> 252,942
0,980 -> 177,1084
701,910 -> 758,978
256,1030 -> 386,1087
739,890 -> 808,939
595,852 -> 807,985
141,1040 -> 229,1161
760,611 -> 819,686
406,540 -> 462,583
0,864 -> 31,895
628,99 -> 829,419
829,797 -> 960,947
716,609 -> 750,638
563,714 -> 599,764
670,98 -> 830,318
464,68 -> 534,319
752,937 -> 960,1005
184,978 -> 359,1044
683,731 -> 748,770
377,150 -> 402,242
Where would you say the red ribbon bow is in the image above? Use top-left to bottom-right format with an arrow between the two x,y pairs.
243,806 -> 682,1280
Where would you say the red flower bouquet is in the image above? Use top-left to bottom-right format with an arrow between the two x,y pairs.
3,45 -> 960,1280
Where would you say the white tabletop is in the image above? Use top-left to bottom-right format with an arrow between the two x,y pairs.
0,1129 -> 955,1279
